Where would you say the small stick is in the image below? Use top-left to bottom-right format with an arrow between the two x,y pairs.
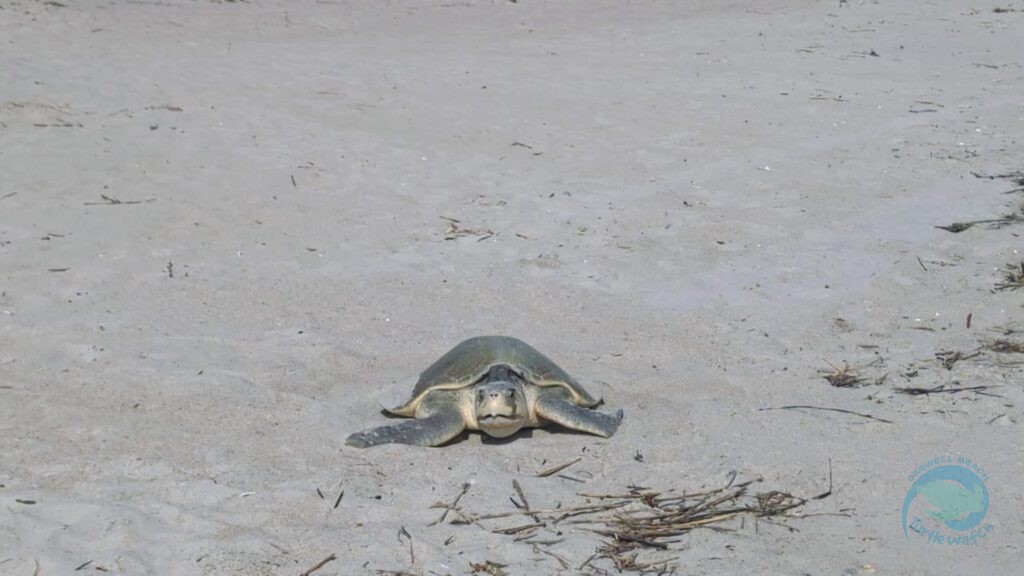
474,502 -> 626,521
512,479 -> 530,510
512,528 -> 539,542
759,405 -> 893,424
536,457 -> 582,477
528,538 -> 564,546
298,553 -> 336,576
84,194 -> 147,206
333,489 -> 344,509
494,521 -> 545,535
512,479 -> 542,522
917,256 -> 928,272
934,218 -> 1008,233
533,546 -> 570,569
430,482 -> 470,526
894,384 -> 1000,396
397,526 -> 414,564
809,459 -> 833,501
966,312 -> 972,329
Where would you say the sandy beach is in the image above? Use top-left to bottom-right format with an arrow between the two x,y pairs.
1,1 -> 1022,574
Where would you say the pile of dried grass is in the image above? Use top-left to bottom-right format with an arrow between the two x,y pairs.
432,471 -> 832,575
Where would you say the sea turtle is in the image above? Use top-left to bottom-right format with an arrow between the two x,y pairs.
345,335 -> 623,448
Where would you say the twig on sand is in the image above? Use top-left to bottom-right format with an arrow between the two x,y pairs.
458,502 -> 627,523
84,194 -> 154,206
470,560 -> 509,575
511,479 -> 545,524
441,216 -> 495,241
511,479 -> 531,510
934,350 -> 981,370
812,459 -> 834,501
820,361 -> 864,388
971,169 -> 1024,184
759,405 -> 893,424
533,545 -> 570,569
298,554 -> 336,576
935,220 -> 998,233
429,482 -> 471,526
983,339 -> 1024,354
894,384 -> 1001,397
935,206 -> 1024,233
397,526 -> 414,564
536,457 -> 582,478
994,261 -> 1024,291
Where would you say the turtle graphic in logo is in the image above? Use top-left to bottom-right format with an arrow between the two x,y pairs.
902,463 -> 990,539
918,479 -> 985,523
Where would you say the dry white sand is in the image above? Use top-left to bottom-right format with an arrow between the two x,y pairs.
1,0 -> 1022,574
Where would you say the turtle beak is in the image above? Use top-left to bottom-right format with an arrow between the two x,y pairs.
475,382 -> 525,437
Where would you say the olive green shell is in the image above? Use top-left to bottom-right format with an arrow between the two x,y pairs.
387,336 -> 600,417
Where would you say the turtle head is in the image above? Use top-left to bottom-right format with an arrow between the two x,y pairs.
473,380 -> 527,438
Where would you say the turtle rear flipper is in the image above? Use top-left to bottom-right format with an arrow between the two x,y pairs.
346,408 -> 465,448
535,396 -> 623,438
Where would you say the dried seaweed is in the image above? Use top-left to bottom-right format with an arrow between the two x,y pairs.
439,472 -> 830,574
820,361 -> 864,387
971,169 -> 1024,183
935,205 -> 1024,233
994,261 -> 1024,292
441,216 -> 495,241
934,350 -> 981,370
894,384 -> 1001,397
984,339 -> 1024,354
470,560 -> 509,575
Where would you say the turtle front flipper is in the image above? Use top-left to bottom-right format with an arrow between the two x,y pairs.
346,408 -> 466,448
534,395 -> 623,438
